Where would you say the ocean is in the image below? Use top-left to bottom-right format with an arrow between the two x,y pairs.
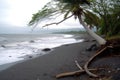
0,34 -> 83,66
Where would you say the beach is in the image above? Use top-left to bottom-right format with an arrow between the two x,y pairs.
0,33 -> 97,80
0,34 -> 119,80
0,34 -> 84,66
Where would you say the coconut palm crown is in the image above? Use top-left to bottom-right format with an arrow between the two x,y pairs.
29,0 -> 90,26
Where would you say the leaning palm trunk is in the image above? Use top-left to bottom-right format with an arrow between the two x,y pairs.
78,15 -> 106,45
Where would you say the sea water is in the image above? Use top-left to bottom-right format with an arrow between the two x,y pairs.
0,34 -> 83,66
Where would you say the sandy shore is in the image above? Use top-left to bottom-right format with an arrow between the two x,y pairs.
0,34 -> 119,80
0,34 -> 98,80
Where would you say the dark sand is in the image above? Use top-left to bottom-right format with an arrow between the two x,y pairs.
0,34 -> 119,80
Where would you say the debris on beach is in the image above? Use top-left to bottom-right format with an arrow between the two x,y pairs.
42,48 -> 51,51
56,38 -> 120,79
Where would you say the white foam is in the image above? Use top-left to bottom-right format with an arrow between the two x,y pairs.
63,34 -> 73,38
0,34 -> 83,65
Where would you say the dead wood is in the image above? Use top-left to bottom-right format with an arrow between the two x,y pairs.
56,68 -> 102,78
56,38 -> 120,79
84,47 -> 107,77
84,38 -> 120,77
75,60 -> 83,70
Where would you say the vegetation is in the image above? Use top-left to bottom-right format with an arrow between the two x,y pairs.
85,0 -> 120,37
29,0 -> 120,38
53,30 -> 86,34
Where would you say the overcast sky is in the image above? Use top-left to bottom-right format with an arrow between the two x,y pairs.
0,0 -> 82,33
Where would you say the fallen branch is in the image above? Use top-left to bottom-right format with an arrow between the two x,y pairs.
75,60 -> 83,70
84,46 -> 107,77
56,68 -> 103,78
56,39 -> 120,79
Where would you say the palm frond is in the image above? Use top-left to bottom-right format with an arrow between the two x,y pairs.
28,1 -> 60,26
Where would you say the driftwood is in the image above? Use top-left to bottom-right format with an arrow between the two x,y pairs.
75,60 -> 83,70
56,60 -> 104,78
56,45 -> 118,79
56,47 -> 108,79
56,68 -> 102,78
84,46 -> 107,77
56,38 -> 120,79
84,42 -> 120,77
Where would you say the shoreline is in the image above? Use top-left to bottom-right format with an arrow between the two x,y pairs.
0,33 -> 88,66
0,34 -> 97,80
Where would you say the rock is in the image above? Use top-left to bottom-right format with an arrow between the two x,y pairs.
86,43 -> 98,51
65,44 -> 69,46
28,56 -> 33,58
91,39 -> 96,42
29,40 -> 35,43
84,40 -> 90,42
1,45 -> 6,48
22,53 -> 25,54
42,48 -> 51,51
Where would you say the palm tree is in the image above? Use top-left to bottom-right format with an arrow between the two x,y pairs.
29,0 -> 106,45
83,11 -> 101,31
28,0 -> 110,77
